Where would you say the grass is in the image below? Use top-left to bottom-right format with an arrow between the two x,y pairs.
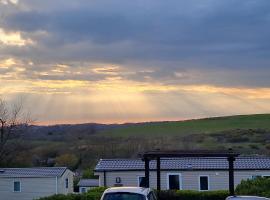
101,114 -> 270,137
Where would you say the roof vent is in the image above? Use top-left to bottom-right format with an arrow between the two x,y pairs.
0,170 -> 5,173
187,164 -> 193,169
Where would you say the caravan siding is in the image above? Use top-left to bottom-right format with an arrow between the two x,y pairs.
0,177 -> 56,200
0,169 -> 74,200
57,169 -> 74,194
95,170 -> 270,191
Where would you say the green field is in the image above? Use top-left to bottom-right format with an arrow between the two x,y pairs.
101,114 -> 270,137
4,113 -> 270,169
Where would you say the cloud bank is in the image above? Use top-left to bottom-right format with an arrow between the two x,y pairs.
0,0 -> 270,124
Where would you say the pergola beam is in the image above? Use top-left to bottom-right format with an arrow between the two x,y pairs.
143,150 -> 239,158
141,150 -> 239,195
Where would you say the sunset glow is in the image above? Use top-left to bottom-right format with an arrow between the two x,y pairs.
0,29 -> 33,46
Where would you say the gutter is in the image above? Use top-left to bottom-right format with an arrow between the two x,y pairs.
94,168 -> 270,172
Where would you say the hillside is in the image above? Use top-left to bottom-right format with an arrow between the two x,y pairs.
6,114 -> 270,169
100,114 -> 270,136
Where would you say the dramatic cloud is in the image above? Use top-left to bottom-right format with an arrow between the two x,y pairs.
0,28 -> 33,46
0,0 -> 269,124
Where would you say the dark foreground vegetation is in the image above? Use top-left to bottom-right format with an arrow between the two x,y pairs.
4,114 -> 270,172
37,177 -> 270,200
37,187 -> 229,200
36,187 -> 106,200
235,177 -> 270,197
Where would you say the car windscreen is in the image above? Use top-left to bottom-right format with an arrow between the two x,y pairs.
103,192 -> 146,200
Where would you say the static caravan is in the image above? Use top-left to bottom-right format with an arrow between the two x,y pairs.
0,167 -> 74,200
94,157 -> 270,191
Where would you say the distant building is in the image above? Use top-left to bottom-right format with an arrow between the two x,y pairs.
94,157 -> 270,191
0,167 -> 74,200
78,179 -> 99,193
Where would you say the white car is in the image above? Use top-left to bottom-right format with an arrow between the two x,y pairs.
226,196 -> 270,200
100,187 -> 157,200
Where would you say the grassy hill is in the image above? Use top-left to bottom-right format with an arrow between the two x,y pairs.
101,114 -> 270,137
5,114 -> 270,169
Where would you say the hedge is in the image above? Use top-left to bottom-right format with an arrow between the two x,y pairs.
36,187 -> 107,200
37,188 -> 229,200
235,177 -> 270,197
157,190 -> 229,200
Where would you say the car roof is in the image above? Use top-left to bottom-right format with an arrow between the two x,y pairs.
227,196 -> 270,200
103,187 -> 151,196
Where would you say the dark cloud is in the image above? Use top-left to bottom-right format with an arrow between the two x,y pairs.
1,0 -> 270,87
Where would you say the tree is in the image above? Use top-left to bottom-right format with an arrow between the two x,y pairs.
0,98 -> 31,166
82,168 -> 98,179
55,153 -> 79,170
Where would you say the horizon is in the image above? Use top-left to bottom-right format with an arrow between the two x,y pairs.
33,113 -> 269,126
1,0 -> 270,124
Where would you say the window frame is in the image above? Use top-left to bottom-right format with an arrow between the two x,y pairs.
166,173 -> 182,190
80,187 -> 87,193
13,181 -> 21,192
198,175 -> 210,191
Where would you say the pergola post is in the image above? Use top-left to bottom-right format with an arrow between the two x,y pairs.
157,157 -> 161,190
144,157 -> 150,188
228,156 -> 236,196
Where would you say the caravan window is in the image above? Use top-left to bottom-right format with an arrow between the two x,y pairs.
167,173 -> 181,190
138,176 -> 146,187
65,178 -> 69,189
13,181 -> 21,192
199,176 -> 209,191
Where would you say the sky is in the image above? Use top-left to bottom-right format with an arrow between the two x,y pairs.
0,0 -> 270,125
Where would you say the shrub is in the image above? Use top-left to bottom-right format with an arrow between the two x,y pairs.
157,190 -> 229,200
36,194 -> 79,200
85,187 -> 107,200
36,187 -> 107,200
235,177 -> 270,197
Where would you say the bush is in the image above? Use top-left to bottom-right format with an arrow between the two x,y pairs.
157,190 -> 229,200
36,187 -> 107,200
85,187 -> 107,200
235,177 -> 270,197
36,194 -> 80,200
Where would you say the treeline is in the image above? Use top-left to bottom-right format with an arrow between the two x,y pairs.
8,127 -> 270,170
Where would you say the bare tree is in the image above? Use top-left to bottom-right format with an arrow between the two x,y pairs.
0,98 -> 32,166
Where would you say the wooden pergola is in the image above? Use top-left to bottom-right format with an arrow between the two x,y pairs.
141,150 -> 239,195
